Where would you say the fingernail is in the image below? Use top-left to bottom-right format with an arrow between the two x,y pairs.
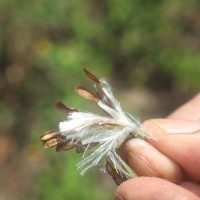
151,119 -> 200,134
114,195 -> 123,200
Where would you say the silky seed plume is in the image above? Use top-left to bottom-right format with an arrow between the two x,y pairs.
40,69 -> 149,182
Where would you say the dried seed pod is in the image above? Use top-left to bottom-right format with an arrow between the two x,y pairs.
75,87 -> 100,103
40,69 -> 144,179
83,68 -> 100,84
40,130 -> 60,141
56,141 -> 77,152
106,161 -> 127,185
43,138 -> 59,149
55,100 -> 78,113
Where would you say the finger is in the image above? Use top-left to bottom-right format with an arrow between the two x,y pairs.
144,119 -> 200,181
120,138 -> 183,181
180,182 -> 200,197
168,93 -> 200,120
114,177 -> 200,200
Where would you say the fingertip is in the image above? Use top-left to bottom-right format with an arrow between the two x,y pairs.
114,177 -> 200,200
121,138 -> 183,181
142,119 -> 166,140
142,119 -> 200,181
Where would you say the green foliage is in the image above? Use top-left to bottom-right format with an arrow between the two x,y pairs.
35,152 -> 112,200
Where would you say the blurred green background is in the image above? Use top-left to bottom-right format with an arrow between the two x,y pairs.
0,0 -> 200,199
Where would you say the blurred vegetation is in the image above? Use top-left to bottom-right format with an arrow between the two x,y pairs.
0,0 -> 200,199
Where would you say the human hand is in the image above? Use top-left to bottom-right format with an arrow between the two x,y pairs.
114,94 -> 200,200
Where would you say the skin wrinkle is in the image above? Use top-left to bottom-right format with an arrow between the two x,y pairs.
128,152 -> 158,177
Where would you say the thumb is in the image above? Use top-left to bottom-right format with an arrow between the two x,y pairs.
144,119 -> 200,181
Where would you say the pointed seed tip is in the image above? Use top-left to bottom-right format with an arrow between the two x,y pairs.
83,68 -> 100,84
54,100 -> 78,113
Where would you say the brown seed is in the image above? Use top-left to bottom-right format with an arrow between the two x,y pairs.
55,100 -> 78,113
56,141 -> 77,152
106,161 -> 127,185
75,87 -> 100,102
83,68 -> 100,84
96,91 -> 104,100
106,161 -> 118,177
43,138 -> 58,148
40,130 -> 60,141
